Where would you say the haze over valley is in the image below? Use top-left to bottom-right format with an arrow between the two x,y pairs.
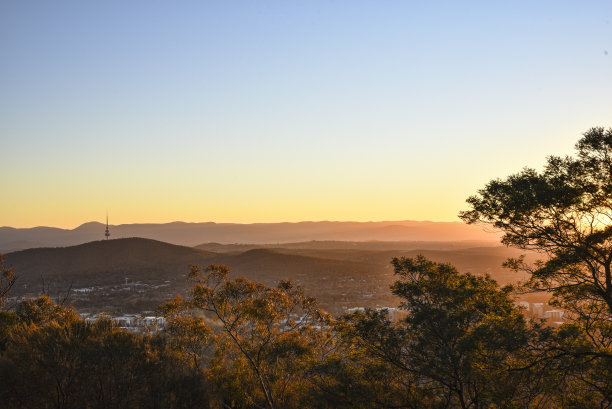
2,221 -> 533,316
0,219 -> 500,254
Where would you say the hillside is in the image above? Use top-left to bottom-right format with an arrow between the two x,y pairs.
194,239 -> 500,253
5,238 -> 216,289
3,237 -> 537,314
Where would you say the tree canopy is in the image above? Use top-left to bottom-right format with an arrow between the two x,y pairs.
460,127 -> 612,321
460,127 -> 612,407
335,256 -> 538,409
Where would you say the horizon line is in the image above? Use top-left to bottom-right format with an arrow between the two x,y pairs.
1,218 -> 470,230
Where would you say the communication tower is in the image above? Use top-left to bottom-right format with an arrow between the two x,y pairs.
105,213 -> 110,240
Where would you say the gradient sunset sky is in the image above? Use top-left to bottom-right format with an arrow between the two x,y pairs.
1,1 -> 611,228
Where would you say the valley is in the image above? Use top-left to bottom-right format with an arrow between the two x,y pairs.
3,237 -> 541,316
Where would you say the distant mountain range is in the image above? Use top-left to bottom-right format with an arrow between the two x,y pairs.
0,220 -> 501,253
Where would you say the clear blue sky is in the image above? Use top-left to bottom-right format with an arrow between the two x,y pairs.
1,1 -> 611,227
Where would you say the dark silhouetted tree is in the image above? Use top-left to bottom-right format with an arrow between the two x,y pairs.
460,127 -> 612,407
329,256 -> 542,409
460,127 -> 612,321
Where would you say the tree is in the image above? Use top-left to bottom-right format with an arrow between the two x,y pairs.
166,264 -> 329,409
161,297 -> 214,371
0,254 -> 16,308
0,255 -> 17,352
460,127 -> 612,407
15,295 -> 80,326
310,309 -> 433,409
0,297 -> 213,409
336,256 -> 539,409
460,127 -> 612,320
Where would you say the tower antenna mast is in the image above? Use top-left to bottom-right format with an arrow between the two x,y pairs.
105,212 -> 110,240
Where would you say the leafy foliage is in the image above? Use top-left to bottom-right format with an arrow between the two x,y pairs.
460,127 -> 612,320
0,254 -> 16,308
1,257 -> 610,408
461,127 -> 612,407
336,256 -> 541,409
0,296 -> 212,409
163,264 -> 331,409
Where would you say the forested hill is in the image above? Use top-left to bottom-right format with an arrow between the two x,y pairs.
3,238 -> 530,314
4,238 -> 216,286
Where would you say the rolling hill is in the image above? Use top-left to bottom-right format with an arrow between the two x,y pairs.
3,237 -> 535,314
5,238 -> 216,287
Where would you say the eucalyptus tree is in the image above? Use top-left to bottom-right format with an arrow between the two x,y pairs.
166,264 -> 330,409
460,127 -> 612,407
337,256 -> 540,409
460,127 -> 612,321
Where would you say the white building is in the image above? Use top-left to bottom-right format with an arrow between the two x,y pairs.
532,303 -> 545,317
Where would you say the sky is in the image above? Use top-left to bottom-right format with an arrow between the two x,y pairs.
1,1 -> 611,229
